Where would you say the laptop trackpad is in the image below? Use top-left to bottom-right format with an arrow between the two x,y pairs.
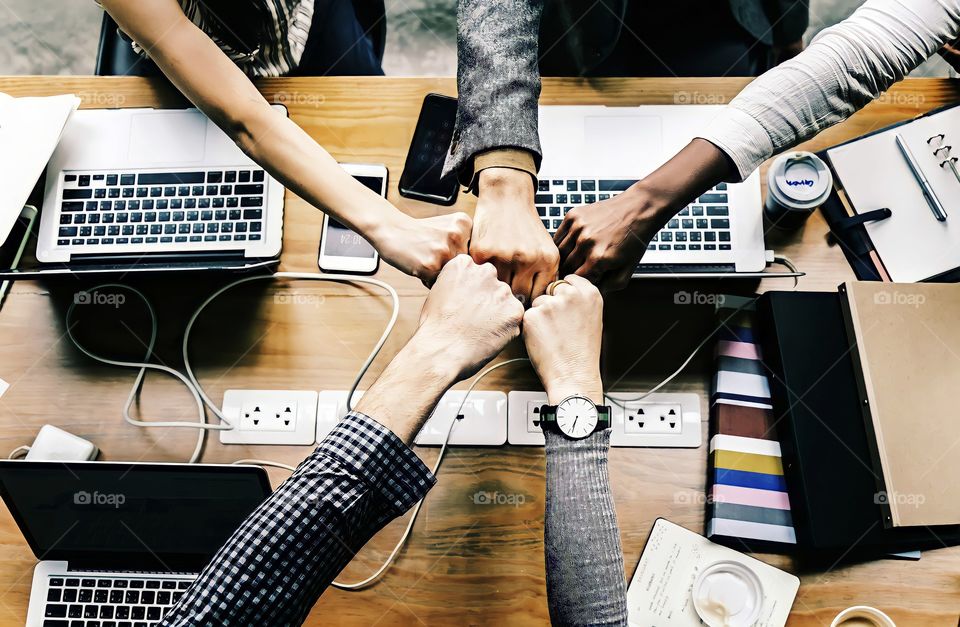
128,111 -> 206,165
584,116 -> 663,178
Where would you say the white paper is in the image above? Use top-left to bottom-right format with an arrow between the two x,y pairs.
627,519 -> 799,627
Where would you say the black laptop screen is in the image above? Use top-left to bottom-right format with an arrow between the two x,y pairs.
0,461 -> 271,571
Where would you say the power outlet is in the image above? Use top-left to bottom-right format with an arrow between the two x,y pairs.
507,391 -> 547,445
220,390 -> 318,445
239,400 -> 298,432
316,390 -> 507,446
414,391 -> 507,446
608,392 -> 701,448
623,402 -> 683,434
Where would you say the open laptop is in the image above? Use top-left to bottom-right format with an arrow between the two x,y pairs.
0,460 -> 271,627
32,106 -> 286,275
537,105 -> 766,275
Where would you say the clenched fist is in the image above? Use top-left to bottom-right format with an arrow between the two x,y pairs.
416,254 -> 525,381
373,212 -> 473,285
522,274 -> 604,404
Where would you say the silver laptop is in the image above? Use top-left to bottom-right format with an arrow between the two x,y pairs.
36,107 -> 286,269
0,460 -> 271,627
538,105 -> 765,275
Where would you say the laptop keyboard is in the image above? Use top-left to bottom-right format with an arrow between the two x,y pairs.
42,575 -> 193,627
535,179 -> 732,252
56,169 -> 266,248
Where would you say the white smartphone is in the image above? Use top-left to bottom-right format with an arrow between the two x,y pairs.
318,163 -> 386,274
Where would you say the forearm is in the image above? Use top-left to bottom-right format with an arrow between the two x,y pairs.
700,0 -> 960,180
614,138 -> 736,235
355,330 -> 460,446
160,413 -> 435,627
104,0 -> 403,242
445,0 -> 544,183
544,430 -> 628,627
235,106 -> 402,236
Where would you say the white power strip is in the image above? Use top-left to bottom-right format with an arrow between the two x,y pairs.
508,391 -> 702,448
221,388 -> 701,447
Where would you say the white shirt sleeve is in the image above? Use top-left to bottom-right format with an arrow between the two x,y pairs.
698,0 -> 960,181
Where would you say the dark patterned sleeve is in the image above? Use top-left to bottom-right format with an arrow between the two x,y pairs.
159,412 -> 436,627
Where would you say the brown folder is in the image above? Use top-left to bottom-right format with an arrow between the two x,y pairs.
841,281 -> 960,527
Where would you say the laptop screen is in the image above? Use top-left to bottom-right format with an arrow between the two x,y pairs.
0,461 -> 272,571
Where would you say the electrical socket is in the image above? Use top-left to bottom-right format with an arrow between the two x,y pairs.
316,390 -> 506,445
219,390 -> 318,445
622,402 -> 683,434
507,391 -> 547,445
607,392 -> 701,448
414,391 -> 507,446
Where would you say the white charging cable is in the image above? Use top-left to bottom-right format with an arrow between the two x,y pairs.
65,273 -> 400,462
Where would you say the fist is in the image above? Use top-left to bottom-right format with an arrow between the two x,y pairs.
522,274 -> 604,403
470,168 -> 560,303
378,212 -> 472,285
417,254 -> 524,381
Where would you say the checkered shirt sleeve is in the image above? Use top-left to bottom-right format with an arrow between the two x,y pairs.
158,411 -> 436,627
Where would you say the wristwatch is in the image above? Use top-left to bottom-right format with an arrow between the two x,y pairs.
539,395 -> 611,439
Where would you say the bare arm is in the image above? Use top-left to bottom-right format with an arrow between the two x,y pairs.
101,0 -> 471,281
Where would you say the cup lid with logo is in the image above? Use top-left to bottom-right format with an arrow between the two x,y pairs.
692,560 -> 764,627
768,151 -> 833,210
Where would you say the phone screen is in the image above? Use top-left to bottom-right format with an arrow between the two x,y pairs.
324,176 -> 381,259
399,94 -> 459,205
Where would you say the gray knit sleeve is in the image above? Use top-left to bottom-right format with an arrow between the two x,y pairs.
543,429 -> 628,626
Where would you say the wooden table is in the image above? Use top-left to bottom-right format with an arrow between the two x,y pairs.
1,76 -> 959,626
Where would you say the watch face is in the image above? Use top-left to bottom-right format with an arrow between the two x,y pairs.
556,396 -> 599,439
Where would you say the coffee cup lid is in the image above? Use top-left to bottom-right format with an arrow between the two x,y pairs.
692,560 -> 764,627
769,151 -> 833,208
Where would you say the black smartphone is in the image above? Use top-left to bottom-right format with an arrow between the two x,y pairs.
399,93 -> 459,206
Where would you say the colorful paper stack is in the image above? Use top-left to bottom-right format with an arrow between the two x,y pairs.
706,298 -> 797,547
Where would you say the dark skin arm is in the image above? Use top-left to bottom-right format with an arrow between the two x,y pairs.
554,138 -> 735,291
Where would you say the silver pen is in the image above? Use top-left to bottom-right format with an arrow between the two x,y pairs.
895,132 -> 948,221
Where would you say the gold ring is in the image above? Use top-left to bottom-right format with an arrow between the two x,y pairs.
546,279 -> 570,296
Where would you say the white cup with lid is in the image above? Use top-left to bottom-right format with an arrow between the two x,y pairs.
765,151 -> 833,229
692,560 -> 764,627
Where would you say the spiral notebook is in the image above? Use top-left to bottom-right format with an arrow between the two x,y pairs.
825,104 -> 960,282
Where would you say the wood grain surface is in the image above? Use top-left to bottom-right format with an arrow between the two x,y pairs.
0,76 -> 958,626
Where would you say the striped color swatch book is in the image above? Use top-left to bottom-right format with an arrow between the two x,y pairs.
706,298 -> 797,548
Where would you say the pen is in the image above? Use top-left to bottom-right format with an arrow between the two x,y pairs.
895,132 -> 948,221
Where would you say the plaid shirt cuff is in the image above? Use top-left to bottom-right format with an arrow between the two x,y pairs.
316,411 -> 436,514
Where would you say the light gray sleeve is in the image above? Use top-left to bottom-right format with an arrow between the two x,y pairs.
544,429 -> 628,626
442,0 -> 544,184
699,0 -> 960,180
